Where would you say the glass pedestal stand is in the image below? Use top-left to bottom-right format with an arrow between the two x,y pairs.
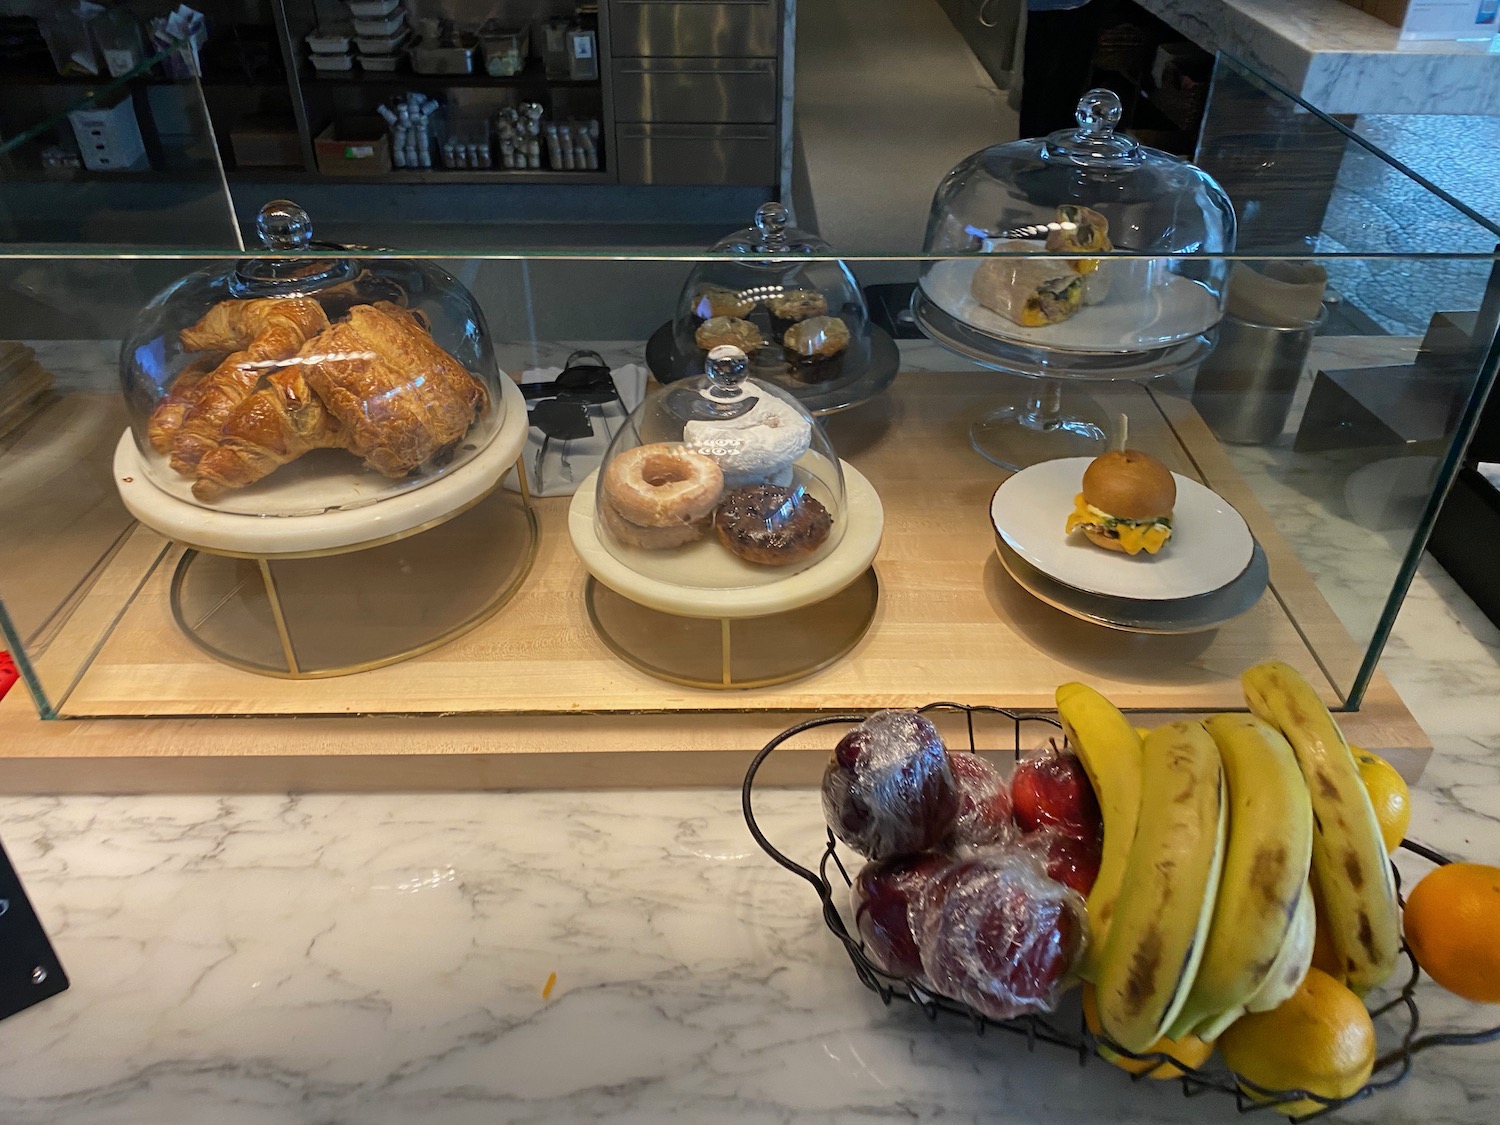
968,378 -> 1112,471
912,290 -> 1217,471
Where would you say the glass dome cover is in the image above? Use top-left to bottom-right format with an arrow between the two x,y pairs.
671,202 -> 873,393
120,200 -> 505,516
919,89 -> 1236,357
594,344 -> 847,590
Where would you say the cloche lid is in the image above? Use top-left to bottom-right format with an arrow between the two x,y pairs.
671,202 -> 873,400
593,344 -> 847,590
120,200 -> 506,516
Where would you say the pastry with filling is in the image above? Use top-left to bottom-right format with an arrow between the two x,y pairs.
971,244 -> 1084,328
695,316 -> 764,353
690,285 -> 755,321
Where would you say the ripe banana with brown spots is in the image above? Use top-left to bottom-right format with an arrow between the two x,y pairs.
1055,681 -> 1143,982
1241,661 -> 1401,995
1243,877 -> 1316,1014
1165,714 -> 1314,1042
1094,720 -> 1226,1054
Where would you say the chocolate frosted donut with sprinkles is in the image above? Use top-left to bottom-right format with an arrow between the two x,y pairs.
714,483 -> 833,566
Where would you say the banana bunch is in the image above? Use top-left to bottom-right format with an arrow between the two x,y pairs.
1064,660 -> 1399,1055
1241,661 -> 1402,996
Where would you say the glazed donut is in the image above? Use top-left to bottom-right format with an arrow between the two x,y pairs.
602,443 -> 724,528
598,494 -> 708,550
715,483 -> 832,566
683,392 -> 811,489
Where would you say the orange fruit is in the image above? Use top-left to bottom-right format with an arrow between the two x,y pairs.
1403,862 -> 1500,1004
1351,746 -> 1411,854
1218,967 -> 1376,1117
1082,983 -> 1215,1079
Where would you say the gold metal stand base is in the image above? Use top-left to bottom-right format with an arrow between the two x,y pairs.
170,485 -> 538,679
584,569 -> 880,689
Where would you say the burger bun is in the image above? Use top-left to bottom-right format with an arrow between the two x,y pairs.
1081,450 -> 1176,521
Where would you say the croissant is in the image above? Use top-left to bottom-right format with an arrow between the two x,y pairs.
190,365 -> 347,502
178,296 -> 330,354
300,304 -> 486,477
146,353 -> 220,454
164,299 -> 331,475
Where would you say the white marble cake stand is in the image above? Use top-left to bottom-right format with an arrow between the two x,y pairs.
568,461 -> 884,688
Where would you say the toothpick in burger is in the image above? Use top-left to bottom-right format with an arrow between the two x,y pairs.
1065,449 -> 1176,556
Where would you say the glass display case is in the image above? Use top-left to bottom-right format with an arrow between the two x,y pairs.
0,54 -> 1496,786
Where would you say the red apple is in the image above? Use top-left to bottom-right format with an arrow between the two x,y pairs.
821,710 -> 959,860
850,852 -> 950,979
1011,746 -> 1102,840
945,752 -> 1014,850
915,850 -> 1086,1021
1028,829 -> 1103,896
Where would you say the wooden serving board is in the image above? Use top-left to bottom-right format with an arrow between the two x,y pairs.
0,371 -> 1430,792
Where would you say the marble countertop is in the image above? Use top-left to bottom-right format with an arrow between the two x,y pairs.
0,549 -> 1496,1124
1136,0 -> 1500,115
3,336 -> 1499,1122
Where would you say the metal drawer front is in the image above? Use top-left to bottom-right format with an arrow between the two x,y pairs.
617,123 -> 776,185
610,0 -> 779,58
613,58 -> 777,124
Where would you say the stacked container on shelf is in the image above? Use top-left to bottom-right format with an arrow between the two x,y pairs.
348,0 -> 408,71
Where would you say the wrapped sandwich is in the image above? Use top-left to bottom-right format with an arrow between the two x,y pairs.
971,242 -> 1084,327
1047,204 -> 1113,306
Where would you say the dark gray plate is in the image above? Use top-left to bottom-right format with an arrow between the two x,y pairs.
993,533 -> 1270,634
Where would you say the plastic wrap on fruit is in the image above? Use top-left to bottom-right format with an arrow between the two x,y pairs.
850,853 -> 951,980
821,710 -> 960,860
945,752 -> 1014,852
1019,827 -> 1103,897
914,847 -> 1087,1021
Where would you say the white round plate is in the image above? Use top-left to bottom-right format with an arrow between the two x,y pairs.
568,460 -> 884,620
990,456 -> 1254,601
115,374 -> 528,557
920,258 -> 1220,354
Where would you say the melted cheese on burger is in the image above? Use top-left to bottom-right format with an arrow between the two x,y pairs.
1065,493 -> 1172,556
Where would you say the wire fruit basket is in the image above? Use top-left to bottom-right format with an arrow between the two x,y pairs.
740,701 -> 1500,1120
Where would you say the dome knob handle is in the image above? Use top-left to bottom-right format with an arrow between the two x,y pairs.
256,200 -> 313,250
753,201 -> 789,250
705,345 -> 750,397
1075,89 -> 1123,136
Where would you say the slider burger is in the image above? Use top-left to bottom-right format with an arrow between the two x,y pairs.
1065,449 -> 1176,556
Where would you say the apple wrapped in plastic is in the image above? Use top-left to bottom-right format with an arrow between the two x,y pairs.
914,848 -> 1087,1021
1011,745 -> 1102,840
821,710 -> 960,860
850,853 -> 951,979
945,752 -> 1014,851
1027,828 -> 1103,896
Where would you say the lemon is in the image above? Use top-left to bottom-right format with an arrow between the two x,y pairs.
1351,746 -> 1410,854
1218,968 -> 1376,1117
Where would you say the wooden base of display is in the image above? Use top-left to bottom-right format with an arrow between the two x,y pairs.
0,372 -> 1432,792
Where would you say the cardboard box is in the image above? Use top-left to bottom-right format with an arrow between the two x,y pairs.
67,94 -> 148,172
230,119 -> 302,168
314,118 -> 391,176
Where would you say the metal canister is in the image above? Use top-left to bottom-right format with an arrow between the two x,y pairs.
1192,306 -> 1327,445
